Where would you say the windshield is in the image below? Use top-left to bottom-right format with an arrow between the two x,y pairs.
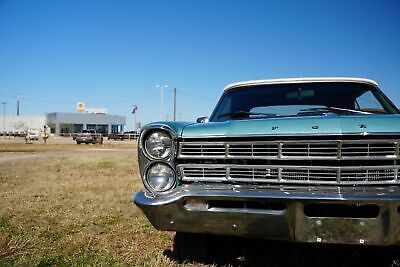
210,82 -> 399,122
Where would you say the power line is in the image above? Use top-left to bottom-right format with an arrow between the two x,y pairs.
86,93 -> 159,105
176,89 -> 217,102
0,92 -> 160,105
0,92 -> 18,99
0,92 -> 73,104
17,97 -> 73,105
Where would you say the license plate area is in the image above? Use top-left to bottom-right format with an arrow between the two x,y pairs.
304,203 -> 380,218
295,202 -> 388,245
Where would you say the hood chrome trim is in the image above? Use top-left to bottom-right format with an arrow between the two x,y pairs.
180,132 -> 400,139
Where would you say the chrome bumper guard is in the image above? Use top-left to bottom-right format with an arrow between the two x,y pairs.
133,184 -> 400,245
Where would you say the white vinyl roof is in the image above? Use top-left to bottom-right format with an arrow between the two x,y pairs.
224,77 -> 379,91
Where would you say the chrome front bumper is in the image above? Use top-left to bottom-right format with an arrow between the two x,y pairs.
133,184 -> 400,245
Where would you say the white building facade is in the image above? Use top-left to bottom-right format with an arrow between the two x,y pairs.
2,115 -> 46,133
2,112 -> 126,136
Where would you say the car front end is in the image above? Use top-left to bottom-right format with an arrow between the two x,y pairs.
134,78 -> 400,246
76,135 -> 93,143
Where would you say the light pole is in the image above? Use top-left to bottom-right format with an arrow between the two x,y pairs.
156,85 -> 168,121
16,94 -> 21,116
173,87 -> 176,121
2,102 -> 6,139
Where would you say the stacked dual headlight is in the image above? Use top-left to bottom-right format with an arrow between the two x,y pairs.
142,130 -> 176,193
144,131 -> 172,159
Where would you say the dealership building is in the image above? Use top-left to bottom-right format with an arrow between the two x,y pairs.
3,112 -> 126,135
46,112 -> 126,135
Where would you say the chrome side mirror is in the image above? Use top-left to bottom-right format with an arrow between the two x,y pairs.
196,116 -> 209,123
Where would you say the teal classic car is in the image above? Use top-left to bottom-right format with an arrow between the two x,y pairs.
134,78 -> 400,258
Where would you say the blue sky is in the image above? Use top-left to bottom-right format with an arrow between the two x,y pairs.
0,0 -> 399,129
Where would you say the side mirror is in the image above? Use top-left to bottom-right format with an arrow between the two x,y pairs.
196,116 -> 209,123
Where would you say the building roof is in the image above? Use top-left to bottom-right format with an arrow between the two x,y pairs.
223,77 -> 379,91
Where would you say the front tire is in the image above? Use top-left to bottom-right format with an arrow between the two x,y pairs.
173,232 -> 209,263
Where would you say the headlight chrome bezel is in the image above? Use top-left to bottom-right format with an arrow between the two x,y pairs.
139,125 -> 178,194
140,126 -> 176,160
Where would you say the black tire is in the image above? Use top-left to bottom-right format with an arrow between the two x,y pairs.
173,232 -> 209,263
76,142 -> 81,144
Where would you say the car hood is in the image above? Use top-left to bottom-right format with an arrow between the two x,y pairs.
181,114 -> 400,138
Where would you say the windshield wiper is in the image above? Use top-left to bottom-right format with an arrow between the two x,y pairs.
298,107 -> 372,116
217,111 -> 277,119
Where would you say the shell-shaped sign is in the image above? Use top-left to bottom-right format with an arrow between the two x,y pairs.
77,102 -> 85,112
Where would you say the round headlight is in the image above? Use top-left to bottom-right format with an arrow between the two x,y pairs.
144,131 -> 173,159
146,163 -> 176,192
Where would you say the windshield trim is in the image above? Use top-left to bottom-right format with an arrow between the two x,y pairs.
224,78 -> 379,91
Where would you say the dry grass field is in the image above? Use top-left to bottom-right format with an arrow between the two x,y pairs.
0,141 -> 399,266
0,142 -> 185,266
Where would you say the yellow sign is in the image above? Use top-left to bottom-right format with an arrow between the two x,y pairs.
77,102 -> 85,112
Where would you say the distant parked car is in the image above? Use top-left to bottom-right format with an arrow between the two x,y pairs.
26,131 -> 39,141
75,129 -> 103,144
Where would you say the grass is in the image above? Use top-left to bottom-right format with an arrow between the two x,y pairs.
0,143 -> 399,267
0,143 -> 202,266
0,143 -> 135,152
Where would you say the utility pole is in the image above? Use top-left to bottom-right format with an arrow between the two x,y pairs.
2,102 -> 6,139
156,85 -> 168,121
16,94 -> 21,116
173,88 -> 177,121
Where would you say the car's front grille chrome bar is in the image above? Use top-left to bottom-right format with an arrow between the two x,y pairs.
178,140 -> 400,160
178,164 -> 400,185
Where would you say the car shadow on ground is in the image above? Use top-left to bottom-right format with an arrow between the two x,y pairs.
164,235 -> 400,267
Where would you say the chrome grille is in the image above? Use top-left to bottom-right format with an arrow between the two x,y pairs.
180,143 -> 225,157
341,142 -> 398,158
178,140 -> 399,160
280,168 -> 337,182
340,168 -> 396,182
229,167 -> 279,182
182,167 -> 226,181
178,165 -> 399,185
281,143 -> 337,158
228,144 -> 278,157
